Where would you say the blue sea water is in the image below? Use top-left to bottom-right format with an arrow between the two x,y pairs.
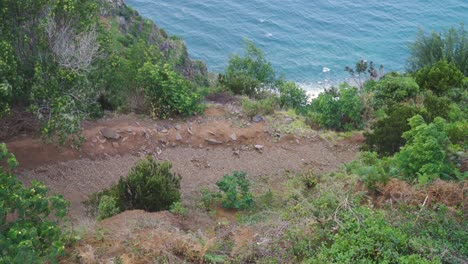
126,0 -> 467,91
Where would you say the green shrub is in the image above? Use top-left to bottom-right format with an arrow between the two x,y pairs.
0,144 -> 69,263
408,24 -> 467,75
447,121 -> 468,147
223,40 -> 276,96
242,96 -> 279,117
394,115 -> 460,184
278,81 -> 308,110
216,171 -> 254,210
371,75 -> 420,108
138,63 -> 202,118
169,202 -> 188,218
98,195 -> 120,220
423,93 -> 453,121
309,84 -> 363,131
310,207 -> 435,263
414,60 -> 464,96
346,152 -> 391,191
114,157 -> 181,212
198,187 -> 223,211
363,104 -> 422,156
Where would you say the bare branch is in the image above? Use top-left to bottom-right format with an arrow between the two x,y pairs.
45,17 -> 100,74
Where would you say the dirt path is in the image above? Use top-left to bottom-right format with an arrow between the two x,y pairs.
6,105 -> 361,220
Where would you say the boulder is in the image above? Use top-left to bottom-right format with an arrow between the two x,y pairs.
101,128 -> 120,140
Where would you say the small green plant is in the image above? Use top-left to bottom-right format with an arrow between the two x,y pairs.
216,171 -> 254,210
300,171 -> 319,189
198,187 -> 223,211
241,96 -> 279,117
169,202 -> 188,218
346,152 -> 391,191
98,195 -> 120,220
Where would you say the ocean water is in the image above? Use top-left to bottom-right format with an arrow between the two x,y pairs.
126,0 -> 467,92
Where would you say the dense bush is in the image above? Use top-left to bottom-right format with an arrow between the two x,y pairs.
278,81 -> 308,110
222,40 -> 276,96
0,144 -> 69,263
394,115 -> 460,184
408,24 -> 468,75
370,75 -> 420,108
309,84 -> 363,131
114,157 -> 182,212
364,104 -> 422,156
216,171 -> 254,210
414,60 -> 465,96
138,63 -> 203,118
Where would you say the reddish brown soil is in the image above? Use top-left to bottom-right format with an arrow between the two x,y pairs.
7,106 -> 360,220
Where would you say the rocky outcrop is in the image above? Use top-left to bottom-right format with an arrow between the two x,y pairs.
99,0 -> 209,85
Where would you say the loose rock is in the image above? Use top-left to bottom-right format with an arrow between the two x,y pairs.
255,144 -> 264,152
176,132 -> 183,141
230,133 -> 237,141
205,139 -> 223,145
252,115 -> 264,123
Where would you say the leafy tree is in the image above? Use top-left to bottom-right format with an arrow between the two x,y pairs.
0,143 -> 69,263
114,157 -> 181,212
408,24 -> 468,75
278,81 -> 308,110
223,39 -> 276,96
423,93 -> 453,121
414,60 -> 465,96
309,84 -> 363,131
364,104 -> 422,156
394,115 -> 460,184
216,171 -> 254,210
0,41 -> 17,117
371,75 -> 420,108
345,60 -> 384,89
138,63 -> 202,118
